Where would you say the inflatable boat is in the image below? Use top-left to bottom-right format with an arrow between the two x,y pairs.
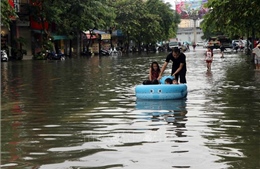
135,76 -> 187,100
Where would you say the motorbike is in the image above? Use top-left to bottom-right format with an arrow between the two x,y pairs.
100,49 -> 111,56
179,44 -> 190,52
46,49 -> 65,60
1,50 -> 8,62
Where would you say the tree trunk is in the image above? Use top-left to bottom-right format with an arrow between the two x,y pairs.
127,32 -> 130,53
69,39 -> 72,57
76,31 -> 80,57
138,40 -> 141,53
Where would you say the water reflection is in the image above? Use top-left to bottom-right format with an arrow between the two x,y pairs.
136,99 -> 188,136
136,99 -> 186,111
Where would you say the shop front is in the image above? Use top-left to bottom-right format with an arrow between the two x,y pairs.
82,30 -> 111,55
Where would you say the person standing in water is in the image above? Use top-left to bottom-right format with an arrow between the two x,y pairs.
205,47 -> 213,71
158,47 -> 187,84
220,43 -> 225,58
192,42 -> 196,51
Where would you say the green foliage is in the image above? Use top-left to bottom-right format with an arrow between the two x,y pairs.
201,0 -> 260,38
113,0 -> 180,45
14,37 -> 27,46
33,51 -> 46,60
28,0 -> 115,37
0,0 -> 18,30
146,0 -> 180,41
26,0 -> 179,47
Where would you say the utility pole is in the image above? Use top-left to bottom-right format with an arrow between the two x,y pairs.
191,9 -> 199,44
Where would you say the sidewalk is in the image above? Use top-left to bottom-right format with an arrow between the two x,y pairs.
23,55 -> 33,60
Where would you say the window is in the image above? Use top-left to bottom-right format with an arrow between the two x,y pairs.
14,0 -> 20,12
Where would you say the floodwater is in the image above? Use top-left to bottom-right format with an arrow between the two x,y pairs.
1,47 -> 260,169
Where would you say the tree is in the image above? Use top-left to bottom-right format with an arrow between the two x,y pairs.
112,0 -> 148,52
201,0 -> 260,39
113,0 -> 180,52
146,0 -> 180,41
0,0 -> 18,30
54,0 -> 115,36
28,0 -> 115,56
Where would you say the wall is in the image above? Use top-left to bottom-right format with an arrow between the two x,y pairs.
176,27 -> 203,43
18,26 -> 32,56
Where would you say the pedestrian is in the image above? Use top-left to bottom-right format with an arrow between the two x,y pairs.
192,42 -> 196,51
205,47 -> 213,71
186,43 -> 190,52
158,47 -> 187,84
252,44 -> 260,70
143,61 -> 160,85
220,43 -> 225,58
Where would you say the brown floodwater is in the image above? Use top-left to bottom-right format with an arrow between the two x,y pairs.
1,48 -> 260,169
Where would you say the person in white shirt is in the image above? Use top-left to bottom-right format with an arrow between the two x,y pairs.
205,47 -> 213,71
252,44 -> 260,70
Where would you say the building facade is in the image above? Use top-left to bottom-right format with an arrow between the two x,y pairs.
176,19 -> 204,43
1,0 -> 32,58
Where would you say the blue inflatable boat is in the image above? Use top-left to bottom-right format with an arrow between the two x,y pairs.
135,76 -> 187,100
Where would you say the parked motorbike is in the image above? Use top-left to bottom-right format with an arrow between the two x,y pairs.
100,49 -> 111,56
179,45 -> 189,52
1,50 -> 8,62
46,49 -> 65,60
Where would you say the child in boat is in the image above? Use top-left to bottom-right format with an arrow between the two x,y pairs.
165,78 -> 178,84
143,61 -> 160,85
172,79 -> 178,84
165,78 -> 173,84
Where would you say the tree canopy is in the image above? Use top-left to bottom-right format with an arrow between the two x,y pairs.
112,0 -> 180,48
0,0 -> 17,30
2,0 -> 180,48
201,0 -> 260,39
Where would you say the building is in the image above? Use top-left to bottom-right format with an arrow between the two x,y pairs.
1,0 -> 32,59
176,19 -> 204,43
1,0 -> 71,60
167,0 -> 207,43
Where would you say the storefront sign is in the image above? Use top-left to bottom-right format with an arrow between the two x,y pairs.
101,34 -> 111,40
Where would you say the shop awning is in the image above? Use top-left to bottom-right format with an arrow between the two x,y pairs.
112,30 -> 123,37
52,35 -> 69,40
93,30 -> 111,40
31,29 -> 47,34
31,30 -> 69,40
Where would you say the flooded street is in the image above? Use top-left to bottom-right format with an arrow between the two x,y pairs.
1,47 -> 260,169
